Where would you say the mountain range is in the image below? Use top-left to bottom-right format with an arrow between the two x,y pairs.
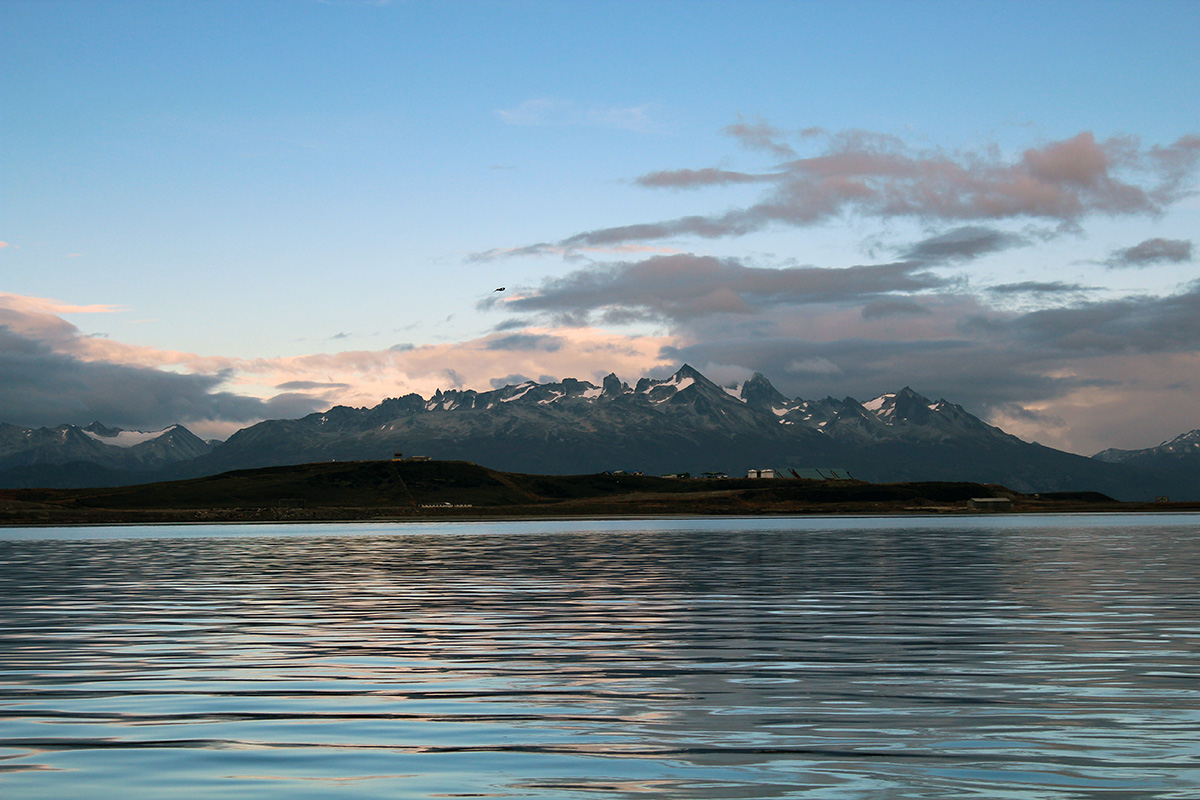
2,365 -> 1196,501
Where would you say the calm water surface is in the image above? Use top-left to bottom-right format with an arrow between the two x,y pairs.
1,515 -> 1198,798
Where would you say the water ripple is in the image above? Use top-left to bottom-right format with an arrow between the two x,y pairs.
2,516 -> 1199,798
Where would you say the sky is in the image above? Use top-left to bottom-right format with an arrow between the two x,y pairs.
2,0 -> 1199,455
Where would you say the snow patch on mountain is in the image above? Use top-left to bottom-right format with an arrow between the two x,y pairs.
83,426 -> 177,448
863,395 -> 892,413
501,383 -> 536,403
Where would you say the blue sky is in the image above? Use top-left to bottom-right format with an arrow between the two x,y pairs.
3,0 -> 1199,454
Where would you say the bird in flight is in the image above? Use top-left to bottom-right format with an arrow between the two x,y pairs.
494,287 -> 505,292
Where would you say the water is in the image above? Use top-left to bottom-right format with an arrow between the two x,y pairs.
1,515 -> 1198,799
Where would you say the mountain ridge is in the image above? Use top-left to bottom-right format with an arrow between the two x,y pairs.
1,365 -> 1195,500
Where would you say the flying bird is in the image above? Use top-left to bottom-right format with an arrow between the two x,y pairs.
494,287 -> 505,292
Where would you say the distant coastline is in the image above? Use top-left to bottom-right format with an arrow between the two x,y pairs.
3,459 -> 1196,527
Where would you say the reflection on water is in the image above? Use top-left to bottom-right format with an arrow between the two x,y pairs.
1,516 -> 1199,799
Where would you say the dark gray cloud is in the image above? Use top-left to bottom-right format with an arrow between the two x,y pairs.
663,336 -> 1087,408
484,333 -> 564,352
518,130 -> 1200,252
964,284 -> 1200,354
642,280 -> 1200,449
861,299 -> 934,319
987,281 -> 1091,295
499,253 -> 951,325
491,317 -> 535,332
0,326 -> 322,430
1106,237 -> 1193,268
901,226 -> 1028,263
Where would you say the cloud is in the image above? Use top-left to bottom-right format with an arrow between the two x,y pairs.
987,281 -> 1091,295
468,241 -> 680,263
275,380 -> 351,391
1,292 -> 122,316
965,284 -> 1200,354
493,253 -> 952,325
490,373 -> 532,389
635,167 -> 774,189
786,357 -> 842,375
495,98 -> 659,133
722,118 -> 803,158
512,129 -> 1200,252
0,325 -> 321,430
483,333 -> 564,352
0,294 -> 677,432
900,226 -> 1028,262
1105,237 -> 1193,268
861,299 -> 934,319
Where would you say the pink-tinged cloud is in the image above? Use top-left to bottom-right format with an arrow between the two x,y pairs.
1105,237 -> 1193,268
230,327 -> 676,410
1,292 -> 679,431
722,118 -> 817,157
0,306 -> 324,432
1,292 -> 123,316
985,352 -> 1200,454
635,168 -> 775,189
531,129 -> 1200,250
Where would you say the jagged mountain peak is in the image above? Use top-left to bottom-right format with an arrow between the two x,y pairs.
863,387 -> 938,422
601,373 -> 629,397
634,364 -> 734,407
740,372 -> 791,410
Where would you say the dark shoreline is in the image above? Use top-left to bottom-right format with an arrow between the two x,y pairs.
2,459 -> 1195,527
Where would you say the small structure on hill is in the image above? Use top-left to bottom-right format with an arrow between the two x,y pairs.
968,497 -> 1013,512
